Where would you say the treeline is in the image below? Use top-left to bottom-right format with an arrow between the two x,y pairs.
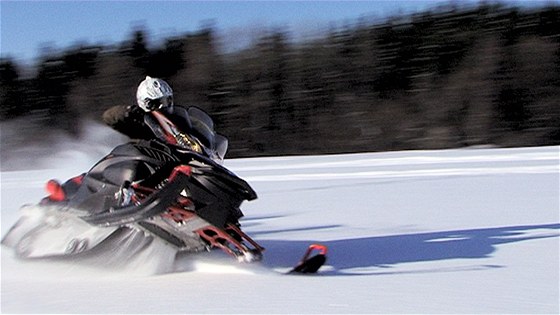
1,3 -> 559,158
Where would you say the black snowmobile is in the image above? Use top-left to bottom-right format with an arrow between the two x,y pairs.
2,107 -> 264,263
2,107 -> 327,273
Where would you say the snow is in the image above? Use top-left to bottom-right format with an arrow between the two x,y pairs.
1,132 -> 559,313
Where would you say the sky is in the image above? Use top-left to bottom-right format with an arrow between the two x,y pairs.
1,0 -> 558,63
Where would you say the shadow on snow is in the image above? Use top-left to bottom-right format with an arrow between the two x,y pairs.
255,223 -> 560,276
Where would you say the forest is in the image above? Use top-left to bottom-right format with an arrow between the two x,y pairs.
1,3 -> 559,158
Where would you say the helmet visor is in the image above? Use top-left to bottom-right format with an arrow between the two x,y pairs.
146,96 -> 173,111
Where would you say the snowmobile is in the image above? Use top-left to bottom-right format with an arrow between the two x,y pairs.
2,106 -> 327,273
2,107 -> 265,264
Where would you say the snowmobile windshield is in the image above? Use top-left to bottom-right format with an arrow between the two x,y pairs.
187,107 -> 228,162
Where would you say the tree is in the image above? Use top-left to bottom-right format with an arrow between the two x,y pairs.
0,59 -> 26,120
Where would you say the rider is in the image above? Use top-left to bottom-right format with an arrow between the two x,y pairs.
102,76 -> 218,157
101,78 -> 232,207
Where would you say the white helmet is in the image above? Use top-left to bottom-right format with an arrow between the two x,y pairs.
136,76 -> 174,112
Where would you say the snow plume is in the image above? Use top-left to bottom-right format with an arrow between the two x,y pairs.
1,205 -> 180,276
70,227 -> 182,276
0,118 -> 126,172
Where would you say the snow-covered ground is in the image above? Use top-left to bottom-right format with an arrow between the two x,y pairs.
1,137 -> 558,313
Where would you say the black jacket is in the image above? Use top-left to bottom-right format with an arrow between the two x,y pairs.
103,105 -> 201,142
102,105 -> 155,140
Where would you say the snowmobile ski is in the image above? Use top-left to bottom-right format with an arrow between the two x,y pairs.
289,244 -> 328,274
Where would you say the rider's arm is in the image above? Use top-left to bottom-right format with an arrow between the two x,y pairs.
102,105 -> 153,140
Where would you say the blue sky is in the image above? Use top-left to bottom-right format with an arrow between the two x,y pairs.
1,1 -> 557,63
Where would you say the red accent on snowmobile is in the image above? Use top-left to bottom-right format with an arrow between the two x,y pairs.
45,174 -> 84,202
46,180 -> 66,201
226,223 -> 265,254
195,223 -> 264,262
162,206 -> 196,222
169,165 -> 192,181
70,174 -> 84,185
151,111 -> 180,145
